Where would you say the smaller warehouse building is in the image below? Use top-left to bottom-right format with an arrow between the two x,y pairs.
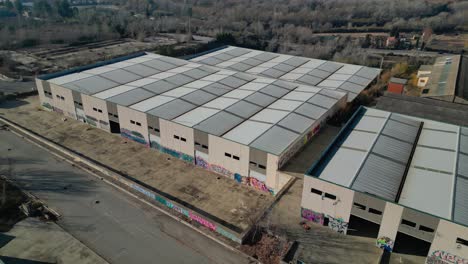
387,77 -> 407,94
301,107 -> 468,263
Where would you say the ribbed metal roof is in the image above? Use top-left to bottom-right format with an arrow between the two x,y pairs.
107,88 -> 155,106
194,111 -> 244,136
250,126 -> 299,155
62,76 -> 119,95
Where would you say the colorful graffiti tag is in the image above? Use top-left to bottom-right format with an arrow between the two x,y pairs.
376,236 -> 394,252
121,128 -> 148,146
301,207 -> 324,225
150,141 -> 194,163
195,155 -> 210,169
53,107 -> 64,114
85,115 -> 97,127
42,102 -> 53,110
130,183 -> 242,244
426,250 -> 468,264
210,164 -> 234,178
328,215 -> 348,234
248,177 -> 274,194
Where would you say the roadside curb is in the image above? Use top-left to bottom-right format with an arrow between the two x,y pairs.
0,116 -> 259,264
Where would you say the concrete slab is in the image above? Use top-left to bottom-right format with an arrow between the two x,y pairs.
0,96 -> 274,233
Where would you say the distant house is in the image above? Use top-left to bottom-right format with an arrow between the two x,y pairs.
387,77 -> 407,94
386,37 -> 398,49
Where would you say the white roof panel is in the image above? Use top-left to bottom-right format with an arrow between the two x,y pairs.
238,82 -> 269,91
354,115 -> 388,133
49,72 -> 93,85
93,85 -> 137,99
162,87 -> 197,98
320,148 -> 368,187
223,89 -> 255,99
223,120 -> 273,145
184,80 -> 213,89
83,66 -> 116,75
411,147 -> 456,173
418,129 -> 458,150
268,99 -> 303,111
251,109 -> 290,124
130,95 -> 175,112
174,107 -> 220,127
282,91 -> 315,101
203,97 -> 239,110
342,131 -> 378,152
126,78 -> 159,87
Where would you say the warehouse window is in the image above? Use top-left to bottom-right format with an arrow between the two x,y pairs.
202,145 -> 208,150
135,122 -> 141,126
249,161 -> 257,166
98,109 -> 102,113
419,225 -> 434,233
108,113 -> 113,116
401,219 -> 416,227
181,137 -> 186,142
56,95 -> 60,98
456,238 -> 468,247
93,107 -> 97,111
325,193 -> 336,200
369,208 -> 382,215
233,155 -> 239,160
174,135 -> 179,140
154,128 -> 159,132
422,89 -> 429,94
225,152 -> 232,158
195,142 -> 201,146
60,96 -> 65,100
130,120 -> 135,124
258,164 -> 266,169
148,126 -> 154,130
353,203 -> 366,210
311,188 -> 322,195
113,114 -> 118,118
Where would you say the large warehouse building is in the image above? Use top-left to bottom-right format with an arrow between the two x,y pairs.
301,106 -> 468,263
191,46 -> 381,101
35,48 -> 380,196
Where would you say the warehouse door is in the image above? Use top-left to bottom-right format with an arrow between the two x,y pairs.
347,215 -> 380,238
392,232 -> 431,256
109,120 -> 120,134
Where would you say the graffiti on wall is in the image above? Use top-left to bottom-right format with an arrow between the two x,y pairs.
121,128 -> 148,146
42,102 -> 53,110
248,177 -> 274,194
130,183 -> 242,244
301,207 -> 324,225
53,107 -> 64,114
328,215 -> 348,234
151,140 -> 194,164
376,236 -> 394,252
195,155 -> 210,169
426,250 -> 468,264
85,115 -> 97,127
280,123 -> 322,168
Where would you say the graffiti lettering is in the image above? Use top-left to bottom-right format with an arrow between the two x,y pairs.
427,250 -> 468,264
150,141 -> 194,163
42,102 -> 53,110
195,155 -> 210,169
301,207 -> 324,225
121,128 -> 148,146
130,183 -> 241,243
327,215 -> 348,234
210,164 -> 233,177
53,107 -> 64,114
248,177 -> 274,194
376,236 -> 394,252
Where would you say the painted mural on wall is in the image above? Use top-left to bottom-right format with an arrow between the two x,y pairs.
195,155 -> 275,195
151,140 -> 194,163
426,250 -> 468,264
131,183 -> 242,244
328,215 -> 348,234
121,128 -> 148,146
376,236 -> 394,252
301,207 -> 324,225
85,115 -> 97,127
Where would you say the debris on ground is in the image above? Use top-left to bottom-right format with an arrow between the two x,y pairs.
241,228 -> 291,264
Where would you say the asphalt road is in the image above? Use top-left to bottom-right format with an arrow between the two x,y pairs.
0,129 -> 252,264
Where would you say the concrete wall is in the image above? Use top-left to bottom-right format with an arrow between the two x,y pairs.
50,84 -> 76,119
427,220 -> 468,264
399,207 -> 439,243
208,135 -> 249,178
376,202 -> 404,252
35,78 -> 54,111
81,94 -> 110,131
117,105 -> 149,146
159,119 -> 195,159
301,176 -> 354,233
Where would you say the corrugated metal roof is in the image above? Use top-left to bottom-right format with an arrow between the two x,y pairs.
454,176 -> 468,226
194,111 -> 244,136
146,99 -> 196,120
308,94 -> 338,109
173,107 -> 220,127
100,69 -> 142,84
62,76 -> 119,94
130,95 -> 175,112
251,109 -> 290,124
107,88 -> 155,106
142,80 -> 177,94
244,92 -> 277,107
294,103 -> 327,119
225,100 -> 262,118
181,90 -> 217,106
124,64 -> 160,77
224,120 -> 273,145
93,85 -> 137,99
250,126 -> 299,155
278,113 -> 315,134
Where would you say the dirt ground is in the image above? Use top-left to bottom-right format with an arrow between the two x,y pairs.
0,178 -> 28,232
0,218 -> 108,264
0,96 -> 274,233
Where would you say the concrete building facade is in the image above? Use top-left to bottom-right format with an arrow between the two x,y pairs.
36,50 -> 379,195
301,107 -> 468,263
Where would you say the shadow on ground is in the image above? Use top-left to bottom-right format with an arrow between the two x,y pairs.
0,256 -> 54,264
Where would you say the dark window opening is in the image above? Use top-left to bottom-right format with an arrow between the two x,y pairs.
93,107 -> 97,111
258,164 -> 266,169
148,126 -> 154,130
130,120 -> 135,124
60,96 -> 65,100
250,161 -> 257,166
108,113 -> 113,116
113,114 -> 118,118
456,238 -> 468,246
79,103 -> 83,106
419,225 -> 434,233
181,137 -> 186,142
154,128 -> 159,132
174,135 -> 179,140
135,122 -> 141,126
353,203 -> 366,210
195,142 -> 201,146
324,193 -> 336,200
369,208 -> 382,215
233,155 -> 239,160
401,219 -> 416,228
311,188 -> 322,195
225,153 -> 232,158
98,109 -> 103,113
422,89 -> 429,94
202,145 -> 208,149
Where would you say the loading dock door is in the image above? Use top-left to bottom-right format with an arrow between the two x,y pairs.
347,215 -> 380,238
392,232 -> 431,256
109,120 -> 120,134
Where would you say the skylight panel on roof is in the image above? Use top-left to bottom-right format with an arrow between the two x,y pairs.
49,72 -> 93,85
251,109 -> 290,124
143,80 -> 177,94
100,69 -> 142,84
130,95 -> 175,112
268,99 -> 303,111
282,91 -> 315,101
203,97 -> 239,110
162,87 -> 196,98
174,107 -> 220,127
93,85 -> 136,99
223,120 -> 273,145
